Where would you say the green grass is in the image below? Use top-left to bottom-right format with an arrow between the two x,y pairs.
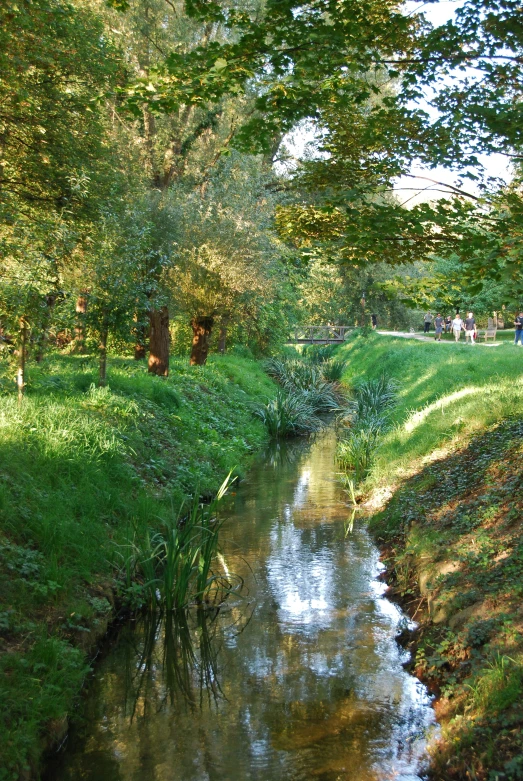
337,333 -> 523,486
0,351 -> 276,779
409,329 -> 518,343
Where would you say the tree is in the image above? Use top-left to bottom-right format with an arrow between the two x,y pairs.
161,153 -> 290,363
0,0 -> 120,215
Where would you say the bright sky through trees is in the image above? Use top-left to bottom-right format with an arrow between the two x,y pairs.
283,1 -> 513,204
396,0 -> 512,204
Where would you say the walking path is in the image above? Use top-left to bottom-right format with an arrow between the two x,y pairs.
377,330 -> 504,347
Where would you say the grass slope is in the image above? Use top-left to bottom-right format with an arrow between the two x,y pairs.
339,334 -> 523,780
338,333 -> 523,485
0,353 -> 275,780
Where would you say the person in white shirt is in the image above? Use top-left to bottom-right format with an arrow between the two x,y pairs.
452,314 -> 464,342
464,312 -> 476,344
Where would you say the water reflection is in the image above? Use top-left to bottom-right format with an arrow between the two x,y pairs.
47,429 -> 436,781
120,610 -> 229,716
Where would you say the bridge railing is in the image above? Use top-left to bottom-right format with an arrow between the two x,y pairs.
292,326 -> 354,343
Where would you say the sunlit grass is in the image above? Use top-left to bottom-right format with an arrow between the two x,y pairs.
337,334 -> 523,486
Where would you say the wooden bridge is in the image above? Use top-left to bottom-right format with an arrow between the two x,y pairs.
292,326 -> 354,344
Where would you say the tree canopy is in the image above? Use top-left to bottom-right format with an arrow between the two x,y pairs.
1,0 -> 522,390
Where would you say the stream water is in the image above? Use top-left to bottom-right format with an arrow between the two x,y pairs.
47,429 -> 436,781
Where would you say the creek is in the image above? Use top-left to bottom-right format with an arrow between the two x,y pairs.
46,428 -> 436,781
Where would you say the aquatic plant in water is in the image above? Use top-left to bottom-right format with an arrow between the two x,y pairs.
262,356 -> 346,438
118,474 -> 242,611
256,389 -> 322,438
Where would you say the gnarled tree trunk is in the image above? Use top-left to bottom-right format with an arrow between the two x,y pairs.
218,312 -> 230,354
190,316 -> 214,366
148,306 -> 170,376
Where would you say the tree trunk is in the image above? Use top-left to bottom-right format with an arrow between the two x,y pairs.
98,324 -> 108,387
35,294 -> 57,363
133,312 -> 149,360
148,306 -> 170,376
218,313 -> 230,354
190,316 -> 214,366
134,343 -> 146,360
73,294 -> 88,354
17,317 -> 28,403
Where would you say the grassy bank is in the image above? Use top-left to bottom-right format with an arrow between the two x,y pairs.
338,333 -> 523,486
338,334 -> 523,780
0,352 -> 275,780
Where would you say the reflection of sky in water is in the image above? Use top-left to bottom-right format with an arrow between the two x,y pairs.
47,429 -> 437,781
262,438 -> 436,779
267,521 -> 334,626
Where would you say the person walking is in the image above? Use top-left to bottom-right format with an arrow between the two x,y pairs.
464,312 -> 476,344
452,313 -> 464,342
434,313 -> 444,341
423,312 -> 433,334
514,312 -> 523,345
371,313 -> 378,330
444,315 -> 452,333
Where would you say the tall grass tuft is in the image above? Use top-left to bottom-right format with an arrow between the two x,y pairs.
119,475 -> 241,611
321,358 -> 348,383
353,376 -> 397,418
337,377 -> 397,484
261,355 -> 345,438
302,344 -> 338,363
255,390 -> 322,438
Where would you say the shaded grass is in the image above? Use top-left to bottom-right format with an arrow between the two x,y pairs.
0,352 -> 276,779
369,420 -> 523,780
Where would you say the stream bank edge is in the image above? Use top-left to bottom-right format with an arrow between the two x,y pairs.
335,334 -> 523,780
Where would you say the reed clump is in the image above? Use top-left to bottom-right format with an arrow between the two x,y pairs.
256,389 -> 323,438
118,476 -> 241,612
260,354 -> 347,438
337,377 -> 397,484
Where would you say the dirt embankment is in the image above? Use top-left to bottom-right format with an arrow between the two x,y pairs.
369,419 -> 523,781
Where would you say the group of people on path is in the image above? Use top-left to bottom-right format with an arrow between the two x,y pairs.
424,311 -> 478,342
424,311 -> 523,344
371,310 -> 523,343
